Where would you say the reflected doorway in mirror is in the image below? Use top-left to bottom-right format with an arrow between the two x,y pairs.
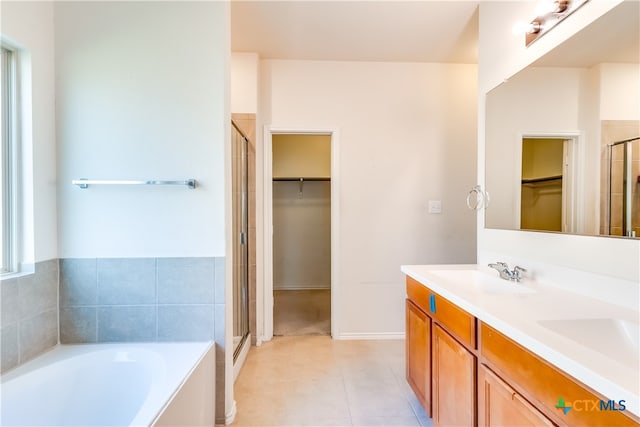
520,136 -> 579,234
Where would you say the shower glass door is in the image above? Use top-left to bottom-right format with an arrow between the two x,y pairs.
608,137 -> 640,237
232,121 -> 249,359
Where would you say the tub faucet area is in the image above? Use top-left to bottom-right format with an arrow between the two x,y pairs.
488,262 -> 527,282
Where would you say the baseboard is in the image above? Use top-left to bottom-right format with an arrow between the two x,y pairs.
273,286 -> 331,291
335,332 -> 406,340
221,400 -> 237,426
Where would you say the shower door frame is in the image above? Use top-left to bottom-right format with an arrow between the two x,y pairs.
608,136 -> 639,237
260,126 -> 340,343
232,120 -> 250,361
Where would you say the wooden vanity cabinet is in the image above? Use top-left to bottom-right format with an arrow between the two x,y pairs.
432,324 -> 476,427
480,322 -> 640,427
406,276 -> 477,427
478,364 -> 555,427
406,300 -> 431,416
406,274 -> 640,427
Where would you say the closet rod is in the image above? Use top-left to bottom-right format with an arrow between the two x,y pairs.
521,175 -> 563,184
273,177 -> 331,181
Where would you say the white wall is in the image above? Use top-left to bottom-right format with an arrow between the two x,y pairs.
260,60 -> 477,336
1,1 -> 57,264
273,181 -> 331,290
55,2 -> 228,258
478,0 -> 640,287
231,53 -> 259,114
599,63 -> 640,120
272,134 -> 331,178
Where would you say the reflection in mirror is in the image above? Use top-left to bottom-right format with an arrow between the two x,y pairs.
607,135 -> 640,237
521,137 -> 566,233
485,1 -> 639,238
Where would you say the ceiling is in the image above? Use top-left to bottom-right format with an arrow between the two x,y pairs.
231,1 -> 480,63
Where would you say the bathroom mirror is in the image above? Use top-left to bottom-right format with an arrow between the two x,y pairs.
485,1 -> 640,238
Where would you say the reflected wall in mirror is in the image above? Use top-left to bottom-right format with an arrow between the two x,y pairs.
485,1 -> 640,238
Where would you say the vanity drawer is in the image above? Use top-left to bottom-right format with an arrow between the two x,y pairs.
480,322 -> 640,426
406,276 -> 476,350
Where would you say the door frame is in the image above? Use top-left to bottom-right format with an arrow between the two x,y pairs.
517,132 -> 582,233
259,126 -> 340,342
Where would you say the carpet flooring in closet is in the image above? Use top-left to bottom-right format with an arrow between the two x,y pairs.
273,289 -> 331,336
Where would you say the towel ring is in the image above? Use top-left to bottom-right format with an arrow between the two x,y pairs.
466,185 -> 489,211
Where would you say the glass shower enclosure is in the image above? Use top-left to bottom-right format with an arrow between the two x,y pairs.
232,121 -> 249,359
608,136 -> 640,237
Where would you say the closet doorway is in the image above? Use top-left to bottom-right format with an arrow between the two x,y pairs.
519,135 -> 578,233
265,131 -> 337,339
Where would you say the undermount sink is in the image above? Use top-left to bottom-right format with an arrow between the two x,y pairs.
537,318 -> 640,368
429,269 -> 537,295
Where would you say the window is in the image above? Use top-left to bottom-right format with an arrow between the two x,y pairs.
1,45 -> 16,274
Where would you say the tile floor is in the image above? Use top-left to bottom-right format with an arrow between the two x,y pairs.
231,336 -> 432,427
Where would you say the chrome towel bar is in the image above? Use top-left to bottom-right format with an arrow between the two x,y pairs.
72,179 -> 197,189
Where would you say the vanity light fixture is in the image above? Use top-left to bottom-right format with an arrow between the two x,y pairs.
512,20 -> 543,36
534,0 -> 569,16
514,0 -> 589,47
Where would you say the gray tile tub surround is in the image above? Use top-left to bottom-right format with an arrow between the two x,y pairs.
59,257 -> 223,344
1,259 -> 60,373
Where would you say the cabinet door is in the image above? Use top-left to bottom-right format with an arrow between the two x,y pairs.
432,324 -> 475,427
478,365 -> 556,427
406,299 -> 431,417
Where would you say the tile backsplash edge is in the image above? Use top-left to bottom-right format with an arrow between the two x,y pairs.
1,259 -> 60,374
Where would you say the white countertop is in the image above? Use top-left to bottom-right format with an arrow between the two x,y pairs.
401,264 -> 640,418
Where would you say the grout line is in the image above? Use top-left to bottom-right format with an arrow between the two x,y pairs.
155,258 -> 159,341
15,272 -> 23,364
93,257 -> 98,313
94,300 -> 99,343
53,259 -> 61,346
340,362 -> 355,427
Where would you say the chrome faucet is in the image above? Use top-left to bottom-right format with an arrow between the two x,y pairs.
488,262 -> 527,282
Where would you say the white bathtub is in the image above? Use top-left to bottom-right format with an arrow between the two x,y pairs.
0,342 -> 215,427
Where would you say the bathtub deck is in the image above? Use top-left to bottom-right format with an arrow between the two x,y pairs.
1,342 -> 214,427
